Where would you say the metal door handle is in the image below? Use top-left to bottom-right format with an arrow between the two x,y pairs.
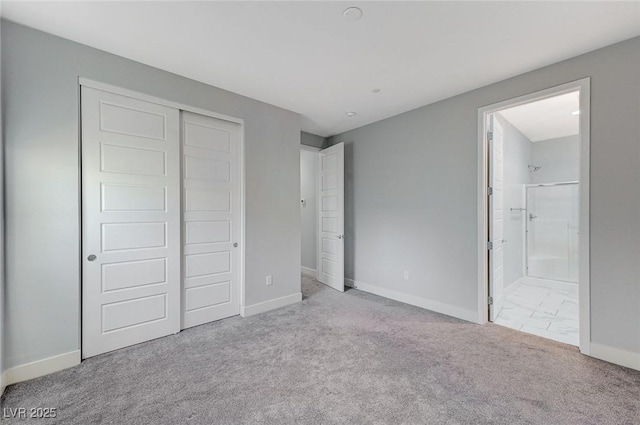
87,254 -> 97,262
233,243 -> 238,248
337,235 -> 344,239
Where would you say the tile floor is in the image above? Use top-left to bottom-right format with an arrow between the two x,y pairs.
494,277 -> 579,346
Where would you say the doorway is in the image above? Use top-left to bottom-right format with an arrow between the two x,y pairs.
299,142 -> 345,292
478,79 -> 590,353
300,145 -> 320,279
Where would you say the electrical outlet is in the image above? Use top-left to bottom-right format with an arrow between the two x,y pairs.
266,275 -> 273,286
403,271 -> 409,281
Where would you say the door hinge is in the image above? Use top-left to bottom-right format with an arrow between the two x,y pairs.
487,241 -> 493,250
488,296 -> 493,306
488,187 -> 493,196
487,131 -> 493,142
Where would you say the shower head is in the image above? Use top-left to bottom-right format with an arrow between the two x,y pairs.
528,165 -> 542,173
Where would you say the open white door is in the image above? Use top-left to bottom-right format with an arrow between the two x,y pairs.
489,115 -> 505,321
181,111 -> 241,329
81,86 -> 181,358
317,143 -> 344,292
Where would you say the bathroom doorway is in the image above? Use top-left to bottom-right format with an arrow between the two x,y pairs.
478,79 -> 590,353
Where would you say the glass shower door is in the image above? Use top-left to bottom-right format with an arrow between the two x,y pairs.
526,183 -> 579,283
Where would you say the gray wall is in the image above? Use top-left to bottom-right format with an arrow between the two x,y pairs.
300,148 -> 318,271
531,135 -> 580,184
0,13 -> 4,389
328,36 -> 640,355
2,21 -> 301,369
301,131 -> 325,149
498,114 -> 531,289
300,131 -> 324,272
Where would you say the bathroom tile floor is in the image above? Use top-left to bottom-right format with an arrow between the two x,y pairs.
494,277 -> 579,346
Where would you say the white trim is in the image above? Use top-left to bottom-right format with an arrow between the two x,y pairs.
477,78 -> 591,353
577,80 -> 591,355
316,152 -> 322,286
78,78 -> 244,125
347,278 -> 478,323
300,144 -> 321,152
523,276 -> 579,292
301,266 -> 317,279
477,108 -> 490,325
239,114 -> 246,320
78,79 -> 247,349
4,351 -> 81,386
241,292 -> 302,317
590,343 -> 640,371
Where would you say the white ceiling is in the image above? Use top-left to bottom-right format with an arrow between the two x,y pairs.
3,1 -> 640,137
498,91 -> 580,142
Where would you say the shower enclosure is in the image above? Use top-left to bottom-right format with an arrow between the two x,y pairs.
526,182 -> 579,283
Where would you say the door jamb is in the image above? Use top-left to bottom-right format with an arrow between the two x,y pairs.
476,78 -> 590,355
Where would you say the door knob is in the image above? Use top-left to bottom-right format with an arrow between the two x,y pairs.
233,243 -> 238,248
87,254 -> 97,262
337,235 -> 344,239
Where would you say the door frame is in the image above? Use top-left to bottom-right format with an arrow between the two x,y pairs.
476,78 -> 591,354
78,78 -> 247,356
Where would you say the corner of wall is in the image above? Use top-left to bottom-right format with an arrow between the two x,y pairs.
300,131 -> 327,150
241,292 -> 302,318
0,9 -> 6,397
4,350 -> 80,387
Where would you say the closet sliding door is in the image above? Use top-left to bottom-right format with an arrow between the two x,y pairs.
181,112 -> 241,329
81,86 -> 181,358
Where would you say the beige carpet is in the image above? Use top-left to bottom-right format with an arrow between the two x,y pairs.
2,276 -> 639,424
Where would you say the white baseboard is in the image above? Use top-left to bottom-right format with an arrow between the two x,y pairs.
590,343 -> 640,371
241,292 -> 302,317
1,370 -> 7,396
345,278 -> 478,323
503,277 -> 526,297
5,350 -> 81,386
301,266 -> 316,279
524,276 -> 578,292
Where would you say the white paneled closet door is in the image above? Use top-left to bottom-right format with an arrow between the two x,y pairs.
181,112 -> 241,329
81,87 -> 181,358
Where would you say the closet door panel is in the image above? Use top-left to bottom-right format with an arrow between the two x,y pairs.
81,86 -> 181,358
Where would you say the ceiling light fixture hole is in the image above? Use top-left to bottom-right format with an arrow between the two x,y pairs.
343,7 -> 363,22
